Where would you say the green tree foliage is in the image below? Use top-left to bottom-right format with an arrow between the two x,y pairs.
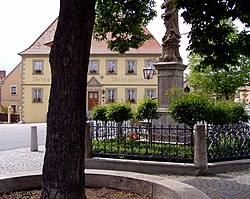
188,53 -> 250,100
169,93 -> 212,127
208,101 -> 249,125
175,0 -> 250,71
169,93 -> 249,127
226,102 -> 250,124
0,106 -> 8,113
94,0 -> 157,53
136,98 -> 160,123
106,102 -> 134,123
91,105 -> 108,122
165,88 -> 183,104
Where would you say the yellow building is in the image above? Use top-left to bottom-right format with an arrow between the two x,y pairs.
1,63 -> 22,112
19,19 -> 161,123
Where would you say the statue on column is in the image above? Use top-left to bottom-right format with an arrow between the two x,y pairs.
159,0 -> 182,63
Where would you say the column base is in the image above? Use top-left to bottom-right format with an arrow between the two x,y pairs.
153,108 -> 177,127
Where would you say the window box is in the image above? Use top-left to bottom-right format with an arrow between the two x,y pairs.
33,97 -> 41,102
108,69 -> 115,73
90,70 -> 97,74
34,69 -> 42,74
127,98 -> 135,103
127,69 -> 134,73
107,98 -> 115,103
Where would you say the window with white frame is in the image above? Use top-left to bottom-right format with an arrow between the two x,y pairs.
10,85 -> 17,95
145,89 -> 156,98
32,88 -> 43,102
33,60 -> 43,74
89,60 -> 99,74
145,60 -> 156,74
126,89 -> 136,103
106,60 -> 117,74
126,60 -> 136,74
107,89 -> 116,103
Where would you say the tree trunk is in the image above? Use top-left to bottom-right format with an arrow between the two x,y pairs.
41,1 -> 95,198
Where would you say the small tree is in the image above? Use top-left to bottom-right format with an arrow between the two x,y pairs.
106,102 -> 134,139
227,102 -> 249,124
207,102 -> 229,125
90,105 -> 108,122
106,102 -> 134,124
169,93 -> 212,128
169,93 -> 250,127
136,98 -> 160,124
136,98 -> 160,146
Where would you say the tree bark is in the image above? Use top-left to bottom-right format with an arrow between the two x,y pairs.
41,1 -> 95,198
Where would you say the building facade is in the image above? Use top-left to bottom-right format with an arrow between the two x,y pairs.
0,70 -> 6,105
18,19 -> 161,123
1,66 -> 21,112
237,86 -> 250,104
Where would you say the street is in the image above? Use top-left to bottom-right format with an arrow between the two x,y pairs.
0,123 -> 46,151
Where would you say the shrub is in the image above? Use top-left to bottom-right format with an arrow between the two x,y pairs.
90,105 -> 108,122
0,106 -> 8,113
135,98 -> 160,123
227,102 -> 249,124
207,102 -> 229,125
169,93 -> 212,127
169,93 -> 250,127
106,102 -> 134,123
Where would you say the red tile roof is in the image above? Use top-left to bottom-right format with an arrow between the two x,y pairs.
19,18 -> 162,55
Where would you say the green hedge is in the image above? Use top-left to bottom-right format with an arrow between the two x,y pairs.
169,93 -> 250,127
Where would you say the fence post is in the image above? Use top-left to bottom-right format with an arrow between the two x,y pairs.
194,124 -> 208,175
30,126 -> 38,151
7,106 -> 14,124
85,121 -> 92,158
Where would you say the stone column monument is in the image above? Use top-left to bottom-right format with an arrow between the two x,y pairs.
154,0 -> 187,125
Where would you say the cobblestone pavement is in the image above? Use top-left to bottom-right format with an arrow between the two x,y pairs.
0,146 -> 44,178
0,147 -> 250,199
159,169 -> 250,199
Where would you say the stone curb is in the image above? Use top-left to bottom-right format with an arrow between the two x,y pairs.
0,170 -> 210,199
86,158 -> 199,176
86,158 -> 250,176
207,159 -> 250,174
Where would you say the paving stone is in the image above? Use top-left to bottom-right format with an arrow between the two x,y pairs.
0,146 -> 250,199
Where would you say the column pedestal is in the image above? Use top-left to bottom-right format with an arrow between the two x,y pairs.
153,62 -> 187,126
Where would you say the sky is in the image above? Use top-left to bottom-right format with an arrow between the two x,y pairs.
0,0 -> 190,75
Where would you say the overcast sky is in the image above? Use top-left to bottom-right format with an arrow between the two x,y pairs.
0,0 -> 190,74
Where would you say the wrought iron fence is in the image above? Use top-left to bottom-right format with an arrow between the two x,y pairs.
90,121 -> 194,163
207,123 -> 250,162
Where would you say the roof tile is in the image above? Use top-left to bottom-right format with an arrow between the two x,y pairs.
19,18 -> 162,55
